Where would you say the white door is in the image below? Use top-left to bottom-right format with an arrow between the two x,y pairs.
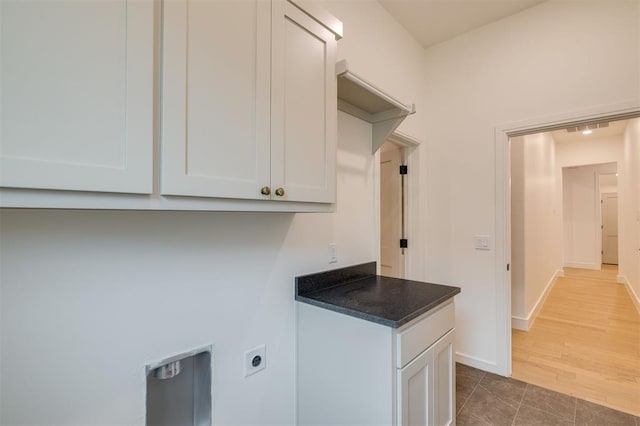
380,143 -> 404,278
398,347 -> 433,426
270,0 -> 337,203
161,0 -> 271,199
0,0 -> 154,193
602,193 -> 619,265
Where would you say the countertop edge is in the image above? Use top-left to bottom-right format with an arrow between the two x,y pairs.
295,288 -> 460,328
295,295 -> 399,327
394,288 -> 461,327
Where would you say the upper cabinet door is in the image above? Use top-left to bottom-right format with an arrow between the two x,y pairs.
0,0 -> 154,194
161,0 -> 271,200
270,1 -> 337,203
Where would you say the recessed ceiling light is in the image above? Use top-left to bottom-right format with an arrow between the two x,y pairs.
582,130 -> 592,135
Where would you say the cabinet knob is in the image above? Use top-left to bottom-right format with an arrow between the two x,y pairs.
260,186 -> 271,196
275,187 -> 285,197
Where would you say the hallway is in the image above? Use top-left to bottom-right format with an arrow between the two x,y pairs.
512,266 -> 640,417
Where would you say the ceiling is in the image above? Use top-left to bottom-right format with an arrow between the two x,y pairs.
377,0 -> 546,48
550,120 -> 629,144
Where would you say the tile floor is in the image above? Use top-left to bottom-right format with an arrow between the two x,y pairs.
456,363 -> 640,426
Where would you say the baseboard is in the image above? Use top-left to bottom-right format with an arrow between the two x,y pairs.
455,352 -> 500,375
619,275 -> 640,315
563,262 -> 600,270
511,269 -> 562,331
511,316 -> 528,331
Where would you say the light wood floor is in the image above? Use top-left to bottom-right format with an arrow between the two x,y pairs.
512,265 -> 640,417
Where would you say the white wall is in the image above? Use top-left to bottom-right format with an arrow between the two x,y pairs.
511,133 -> 562,330
599,173 -> 618,195
555,135 -> 624,168
621,118 -> 640,308
0,1 -> 428,422
421,0 -> 640,373
0,112 -> 375,425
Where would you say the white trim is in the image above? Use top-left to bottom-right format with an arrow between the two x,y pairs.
494,100 -> 640,379
563,262 -> 600,270
288,0 -> 343,39
619,275 -> 640,315
386,131 -> 422,148
511,316 -> 528,331
494,126 -> 512,377
511,270 -> 562,331
455,352 -> 500,375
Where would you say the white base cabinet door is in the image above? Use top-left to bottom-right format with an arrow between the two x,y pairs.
0,0 -> 154,194
398,345 -> 433,426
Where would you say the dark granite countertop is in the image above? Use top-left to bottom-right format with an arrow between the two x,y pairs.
295,262 -> 461,328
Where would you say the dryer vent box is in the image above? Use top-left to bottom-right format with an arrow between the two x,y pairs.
146,346 -> 212,426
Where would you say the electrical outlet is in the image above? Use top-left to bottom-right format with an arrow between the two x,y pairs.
244,345 -> 266,377
328,243 -> 337,264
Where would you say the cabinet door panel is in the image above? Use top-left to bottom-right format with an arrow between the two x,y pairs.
434,331 -> 455,426
398,347 -> 433,426
271,1 -> 336,203
162,0 -> 270,199
0,0 -> 153,193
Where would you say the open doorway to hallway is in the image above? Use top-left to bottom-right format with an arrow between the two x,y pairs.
508,117 -> 640,417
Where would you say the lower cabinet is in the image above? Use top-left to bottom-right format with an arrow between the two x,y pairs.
297,300 -> 456,426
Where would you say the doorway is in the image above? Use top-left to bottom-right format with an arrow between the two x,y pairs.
379,141 -> 405,279
495,109 -> 640,378
562,162 -> 618,270
600,172 -> 619,265
507,117 -> 640,415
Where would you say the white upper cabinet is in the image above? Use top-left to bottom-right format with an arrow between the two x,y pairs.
162,0 -> 337,203
0,0 -> 340,210
270,1 -> 336,203
161,0 -> 271,200
0,0 -> 154,194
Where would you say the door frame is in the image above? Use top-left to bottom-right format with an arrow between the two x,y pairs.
494,101 -> 640,377
374,131 -> 421,279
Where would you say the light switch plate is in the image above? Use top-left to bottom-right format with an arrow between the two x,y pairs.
474,235 -> 491,250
